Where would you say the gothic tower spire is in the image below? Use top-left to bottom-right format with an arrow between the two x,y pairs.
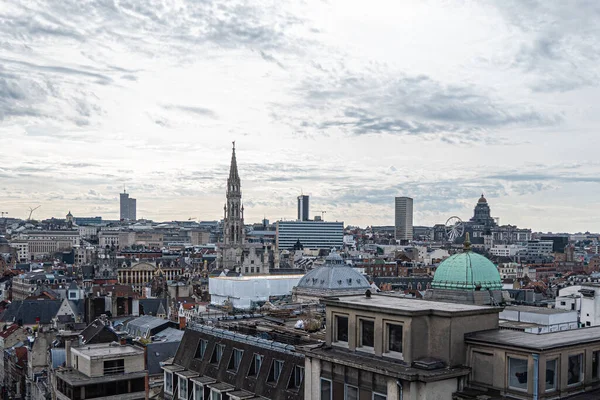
229,141 -> 240,184
223,142 -> 244,246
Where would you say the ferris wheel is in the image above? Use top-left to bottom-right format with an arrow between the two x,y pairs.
445,216 -> 465,243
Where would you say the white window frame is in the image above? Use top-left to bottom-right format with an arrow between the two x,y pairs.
358,318 -> 375,350
178,376 -> 188,400
193,382 -> 204,400
507,356 -> 529,392
320,378 -> 332,400
249,353 -> 263,376
164,371 -> 173,394
372,392 -> 387,400
231,348 -> 244,371
196,339 -> 207,359
294,365 -> 304,388
271,359 -> 284,383
333,314 -> 349,346
344,384 -> 358,400
384,321 -> 404,360
214,344 -> 225,364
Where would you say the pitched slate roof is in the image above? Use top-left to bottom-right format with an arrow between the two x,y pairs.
0,300 -> 62,325
80,319 -> 117,344
139,298 -> 168,316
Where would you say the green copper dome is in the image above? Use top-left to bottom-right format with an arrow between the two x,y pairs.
432,251 -> 502,291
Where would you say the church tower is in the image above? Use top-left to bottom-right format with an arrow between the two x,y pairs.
216,142 -> 276,273
223,142 -> 245,246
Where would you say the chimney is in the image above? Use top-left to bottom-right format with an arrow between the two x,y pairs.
179,316 -> 186,330
65,340 -> 72,368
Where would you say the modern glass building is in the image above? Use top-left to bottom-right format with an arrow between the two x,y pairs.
297,195 -> 309,221
276,220 -> 344,250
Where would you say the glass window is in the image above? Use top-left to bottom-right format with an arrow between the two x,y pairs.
195,340 -> 207,359
211,391 -> 221,400
545,359 -> 557,392
508,357 -> 528,391
568,354 -> 583,385
274,360 -> 284,382
165,371 -> 173,394
229,349 -> 243,371
344,384 -> 358,400
387,324 -> 403,354
593,351 -> 600,380
194,383 -> 203,400
294,365 -> 304,388
320,378 -> 332,400
179,377 -> 188,400
211,344 -> 225,364
216,344 -> 224,363
373,393 -> 387,400
360,319 -> 375,348
248,354 -> 263,376
336,316 -> 349,342
288,365 -> 304,389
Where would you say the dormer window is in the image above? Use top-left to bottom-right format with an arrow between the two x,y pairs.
211,344 -> 225,365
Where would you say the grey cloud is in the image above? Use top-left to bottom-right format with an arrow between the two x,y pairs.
163,104 -> 217,118
293,70 -> 559,140
258,51 -> 285,68
495,1 -> 600,92
0,58 -> 112,84
488,173 -> 600,183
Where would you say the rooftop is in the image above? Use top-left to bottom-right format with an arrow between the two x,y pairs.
503,305 -> 575,315
72,343 -> 144,359
322,294 -> 500,317
56,369 -> 147,387
210,274 -> 304,281
466,326 -> 600,351
301,344 -> 470,382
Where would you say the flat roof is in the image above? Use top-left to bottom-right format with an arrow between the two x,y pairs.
300,344 -> 470,382
73,343 -> 144,359
56,370 -> 147,387
210,275 -> 303,281
321,294 -> 500,317
191,376 -> 216,385
176,370 -> 199,378
502,305 -> 575,315
466,326 -> 600,351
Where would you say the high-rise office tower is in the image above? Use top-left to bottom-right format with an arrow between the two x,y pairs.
120,190 -> 137,221
297,195 -> 309,221
395,197 -> 413,242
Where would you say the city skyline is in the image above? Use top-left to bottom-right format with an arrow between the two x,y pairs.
1,1 -> 600,231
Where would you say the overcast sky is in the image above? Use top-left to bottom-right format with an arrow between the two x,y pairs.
1,0 -> 599,232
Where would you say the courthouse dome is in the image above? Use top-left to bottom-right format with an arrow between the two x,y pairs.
478,194 -> 487,203
296,251 -> 370,291
432,238 -> 501,291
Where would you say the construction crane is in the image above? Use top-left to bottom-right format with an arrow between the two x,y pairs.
27,206 -> 41,221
